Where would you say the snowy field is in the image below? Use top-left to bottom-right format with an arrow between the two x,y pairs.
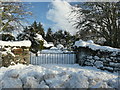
0,64 -> 119,89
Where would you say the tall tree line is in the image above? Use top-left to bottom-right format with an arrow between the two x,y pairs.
17,21 -> 76,49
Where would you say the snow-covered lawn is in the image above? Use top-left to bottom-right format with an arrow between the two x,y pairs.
0,64 -> 119,89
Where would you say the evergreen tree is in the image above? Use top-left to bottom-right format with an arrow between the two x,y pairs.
17,21 -> 46,54
64,31 -> 72,47
53,30 -> 75,49
53,30 -> 64,46
45,28 -> 53,42
2,34 -> 15,41
32,21 -> 38,32
37,22 -> 45,38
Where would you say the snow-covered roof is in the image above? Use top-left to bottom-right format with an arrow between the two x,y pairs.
0,40 -> 31,47
74,40 -> 120,52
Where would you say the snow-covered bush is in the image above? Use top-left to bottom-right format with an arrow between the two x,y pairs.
57,44 -> 64,50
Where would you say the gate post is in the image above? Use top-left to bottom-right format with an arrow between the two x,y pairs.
74,47 -> 87,66
74,46 -> 79,64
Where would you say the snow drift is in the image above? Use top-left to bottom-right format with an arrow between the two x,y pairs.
0,64 -> 119,89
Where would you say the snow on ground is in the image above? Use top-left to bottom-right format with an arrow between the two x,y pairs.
0,64 -> 119,89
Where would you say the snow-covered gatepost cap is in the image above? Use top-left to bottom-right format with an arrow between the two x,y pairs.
74,40 -> 120,52
0,40 -> 31,47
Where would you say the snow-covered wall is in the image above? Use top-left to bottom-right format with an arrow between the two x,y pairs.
74,40 -> 120,72
74,40 -> 120,52
0,40 -> 31,67
0,40 -> 31,47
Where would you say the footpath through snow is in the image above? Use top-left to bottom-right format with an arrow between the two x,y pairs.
0,64 -> 119,89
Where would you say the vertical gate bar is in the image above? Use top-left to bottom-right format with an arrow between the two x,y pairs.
67,54 -> 68,64
46,54 -> 47,64
46,53 -> 47,64
49,54 -> 52,64
74,53 -> 75,64
68,53 -> 69,64
46,53 -> 49,64
44,53 -> 45,64
55,53 -> 56,64
30,53 -> 31,64
38,53 -> 39,65
35,56 -> 36,65
40,53 -> 41,65
62,54 -> 63,64
30,52 -> 31,64
43,53 -> 44,64
44,53 -> 46,64
42,53 -> 43,64
67,54 -> 69,64
38,55 -> 39,65
36,54 -> 38,65
52,53 -> 53,64
69,54 -> 70,64
51,54 -> 52,64
57,53 -> 59,64
57,53 -> 58,64
35,57 -> 37,65
52,54 -> 56,64
50,53 -> 51,64
45,53 -> 46,64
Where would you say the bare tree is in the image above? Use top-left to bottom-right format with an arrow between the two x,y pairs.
0,1 -> 32,32
72,2 -> 120,48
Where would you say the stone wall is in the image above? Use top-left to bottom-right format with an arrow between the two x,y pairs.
75,47 -> 120,72
0,47 -> 30,67
12,47 -> 30,65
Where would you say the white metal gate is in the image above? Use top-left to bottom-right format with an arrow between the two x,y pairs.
30,50 -> 76,65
